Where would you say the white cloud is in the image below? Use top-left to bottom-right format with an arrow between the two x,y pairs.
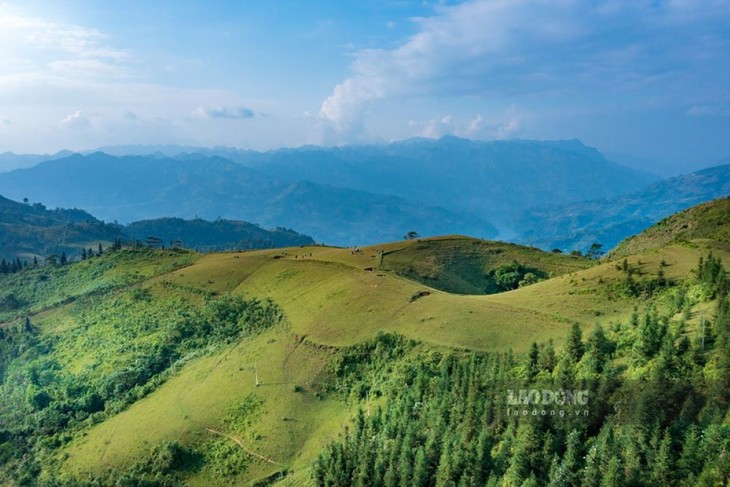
0,10 -> 131,82
409,108 -> 524,140
410,115 -> 455,139
319,0 -> 730,140
0,115 -> 11,125
192,106 -> 257,120
60,110 -> 92,130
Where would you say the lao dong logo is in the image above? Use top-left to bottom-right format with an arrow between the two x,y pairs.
506,389 -> 589,418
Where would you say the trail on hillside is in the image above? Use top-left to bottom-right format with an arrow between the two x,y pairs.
205,427 -> 281,465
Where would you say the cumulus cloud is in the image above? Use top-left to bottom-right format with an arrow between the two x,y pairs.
319,0 -> 730,140
60,110 -> 92,130
410,115 -> 455,139
193,106 -> 257,120
410,108 -> 524,140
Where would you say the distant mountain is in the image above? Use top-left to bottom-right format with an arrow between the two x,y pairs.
92,138 -> 658,236
0,194 -> 317,261
0,152 -> 495,246
231,137 -> 658,234
0,150 -> 75,173
513,163 -> 730,252
125,218 -> 314,251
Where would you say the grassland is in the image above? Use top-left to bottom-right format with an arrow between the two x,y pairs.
1,206 -> 728,486
48,229 -> 729,485
379,235 -> 589,294
611,196 -> 730,257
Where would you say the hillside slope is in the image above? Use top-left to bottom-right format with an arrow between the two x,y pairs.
0,195 -> 317,261
0,194 -> 124,261
514,163 -> 730,252
378,236 -> 589,294
610,196 -> 730,257
125,217 -> 314,251
1,203 -> 728,485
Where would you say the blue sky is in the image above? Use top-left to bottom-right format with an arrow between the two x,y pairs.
0,0 -> 729,173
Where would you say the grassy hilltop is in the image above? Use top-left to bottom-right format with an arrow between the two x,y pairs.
0,199 -> 729,485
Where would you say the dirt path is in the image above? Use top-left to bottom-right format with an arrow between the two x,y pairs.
205,427 -> 281,465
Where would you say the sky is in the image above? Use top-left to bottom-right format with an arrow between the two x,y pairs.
0,0 -> 729,173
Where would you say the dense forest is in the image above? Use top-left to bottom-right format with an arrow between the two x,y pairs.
313,254 -> 729,486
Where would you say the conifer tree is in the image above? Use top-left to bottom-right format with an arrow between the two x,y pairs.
565,323 -> 584,362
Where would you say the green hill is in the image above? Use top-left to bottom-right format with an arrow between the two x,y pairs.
0,194 -> 124,262
610,196 -> 730,257
0,195 -> 317,262
124,217 -> 314,251
378,236 -> 589,294
0,203 -> 728,485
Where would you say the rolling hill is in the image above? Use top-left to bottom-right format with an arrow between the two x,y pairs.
0,200 -> 728,485
610,196 -> 730,257
124,218 -> 314,252
0,195 -> 317,261
0,194 -> 124,261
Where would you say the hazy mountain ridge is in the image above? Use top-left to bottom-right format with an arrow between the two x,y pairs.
5,138 -> 728,251
0,150 -> 76,173
0,151 -> 496,246
514,163 -> 730,252
234,137 -> 658,229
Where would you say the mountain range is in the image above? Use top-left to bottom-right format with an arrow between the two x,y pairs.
0,137 -> 673,247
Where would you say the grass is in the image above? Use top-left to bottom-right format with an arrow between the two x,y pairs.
610,196 -> 730,257
380,235 -> 589,294
62,325 -> 348,485
16,226 -> 730,485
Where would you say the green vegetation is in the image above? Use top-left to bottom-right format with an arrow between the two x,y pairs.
0,194 -> 124,262
380,236 -> 589,294
313,253 -> 730,486
0,249 -> 282,485
0,200 -> 729,485
611,196 -> 730,257
0,192 -> 318,263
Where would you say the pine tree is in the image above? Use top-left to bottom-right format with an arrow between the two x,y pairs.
539,340 -> 557,372
526,341 -> 540,380
600,455 -> 623,487
678,426 -> 701,480
565,323 -> 584,362
586,323 -> 613,373
551,429 -> 582,487
651,430 -> 674,485
412,446 -> 429,487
